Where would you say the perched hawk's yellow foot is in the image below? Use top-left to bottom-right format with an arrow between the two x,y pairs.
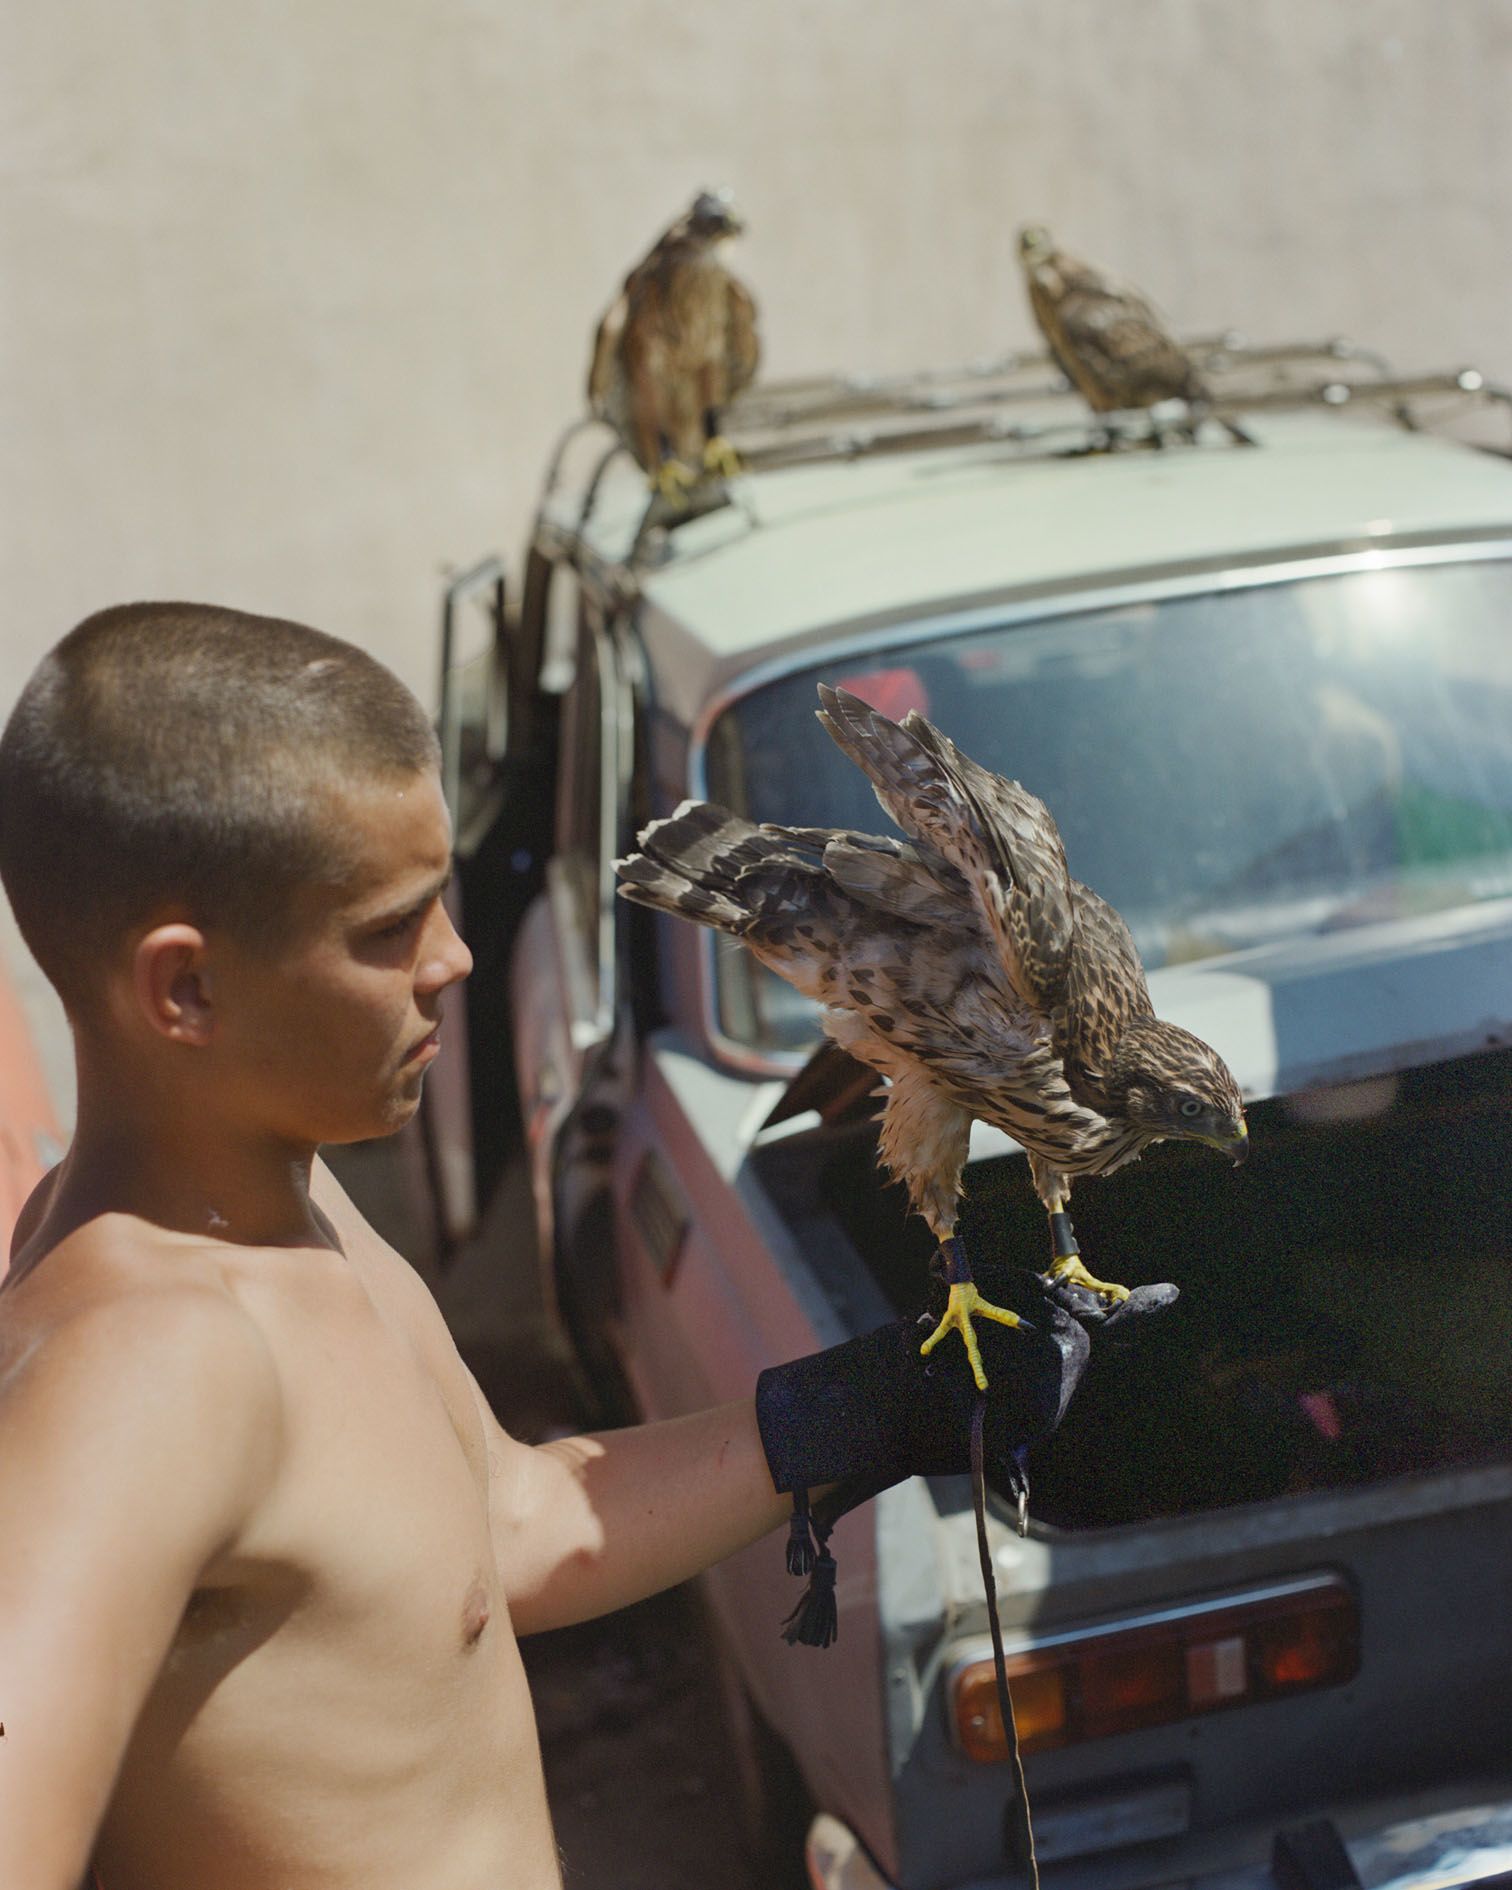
702,433 -> 742,478
920,1281 -> 1025,1392
1046,1252 -> 1131,1304
651,458 -> 696,500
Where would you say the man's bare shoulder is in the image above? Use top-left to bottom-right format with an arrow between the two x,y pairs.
0,1212 -> 285,1487
6,1203 -> 234,1311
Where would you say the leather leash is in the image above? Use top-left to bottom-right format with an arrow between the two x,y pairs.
971,1395 -> 1039,1888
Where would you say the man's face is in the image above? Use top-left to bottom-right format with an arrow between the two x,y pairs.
213,767 -> 473,1148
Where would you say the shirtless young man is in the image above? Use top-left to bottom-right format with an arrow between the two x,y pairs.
0,604 -> 1107,1890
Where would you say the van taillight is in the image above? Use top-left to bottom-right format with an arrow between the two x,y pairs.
951,1575 -> 1358,1763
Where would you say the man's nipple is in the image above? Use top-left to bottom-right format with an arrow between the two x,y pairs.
461,1580 -> 491,1647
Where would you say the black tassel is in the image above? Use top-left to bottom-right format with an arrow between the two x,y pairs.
780,1544 -> 838,1648
786,1489 -> 817,1577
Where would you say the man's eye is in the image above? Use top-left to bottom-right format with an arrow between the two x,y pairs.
373,908 -> 422,942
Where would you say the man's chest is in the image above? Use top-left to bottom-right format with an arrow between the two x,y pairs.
150,1251 -> 504,1734
243,1253 -> 494,1631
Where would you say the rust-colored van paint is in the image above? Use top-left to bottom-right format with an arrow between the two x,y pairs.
0,969 -> 61,1272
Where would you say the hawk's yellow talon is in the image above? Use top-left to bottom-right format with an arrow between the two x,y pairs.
651,458 -> 696,500
920,1280 -> 1025,1391
1046,1253 -> 1130,1303
702,433 -> 742,478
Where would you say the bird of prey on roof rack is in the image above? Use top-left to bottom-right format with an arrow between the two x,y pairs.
616,686 -> 1248,1390
1018,225 -> 1253,447
587,189 -> 761,501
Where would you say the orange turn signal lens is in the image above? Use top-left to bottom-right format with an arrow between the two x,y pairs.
955,1660 -> 1067,1761
950,1574 -> 1358,1763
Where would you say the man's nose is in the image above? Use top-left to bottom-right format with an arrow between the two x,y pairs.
417,901 -> 473,990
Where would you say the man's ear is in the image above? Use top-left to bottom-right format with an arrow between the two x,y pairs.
132,923 -> 215,1045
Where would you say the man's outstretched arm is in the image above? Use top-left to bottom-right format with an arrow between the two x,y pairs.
483,1393 -> 790,1636
0,1266 -> 282,1890
479,1256 -> 1167,1638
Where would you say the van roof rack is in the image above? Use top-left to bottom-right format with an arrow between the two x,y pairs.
535,338 -> 1512,577
725,334 -> 1396,432
734,366 -> 1510,473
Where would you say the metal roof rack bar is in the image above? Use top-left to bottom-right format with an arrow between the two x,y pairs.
733,333 -> 1333,410
731,376 -> 1072,434
524,431 -> 635,588
726,341 -> 1417,444
736,411 -> 1089,472
723,366 -> 1512,484
1234,367 -> 1508,411
726,336 -> 1402,439
1200,336 -> 1396,378
732,345 -> 1063,406
538,415 -> 602,500
1212,367 -> 1511,449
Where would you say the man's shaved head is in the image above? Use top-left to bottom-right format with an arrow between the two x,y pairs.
0,602 -> 440,1010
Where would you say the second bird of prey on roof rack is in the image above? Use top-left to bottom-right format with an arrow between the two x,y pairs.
616,686 -> 1248,1390
1018,224 -> 1253,447
587,189 -> 761,501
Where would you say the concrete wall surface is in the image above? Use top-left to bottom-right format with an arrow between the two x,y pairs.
4,0 -> 1511,1114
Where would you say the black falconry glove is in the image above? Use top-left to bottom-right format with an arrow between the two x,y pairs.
755,1254 -> 1176,1646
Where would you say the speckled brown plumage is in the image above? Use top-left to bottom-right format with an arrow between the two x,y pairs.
588,190 -> 760,485
1017,225 -> 1249,446
616,687 -> 1247,1266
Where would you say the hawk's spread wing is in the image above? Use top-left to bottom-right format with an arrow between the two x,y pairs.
816,686 -> 1075,1016
616,800 -> 1115,1190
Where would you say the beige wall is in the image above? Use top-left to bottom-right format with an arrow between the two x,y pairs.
5,0 -> 1511,1114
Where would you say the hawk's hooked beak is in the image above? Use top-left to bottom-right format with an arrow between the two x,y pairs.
1198,1117 -> 1249,1164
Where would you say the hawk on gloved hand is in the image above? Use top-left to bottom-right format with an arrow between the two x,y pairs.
587,188 -> 761,499
1018,224 -> 1251,445
617,687 -> 1247,1389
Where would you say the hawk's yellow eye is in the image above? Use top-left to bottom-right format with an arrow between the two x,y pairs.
1179,1097 -> 1203,1119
